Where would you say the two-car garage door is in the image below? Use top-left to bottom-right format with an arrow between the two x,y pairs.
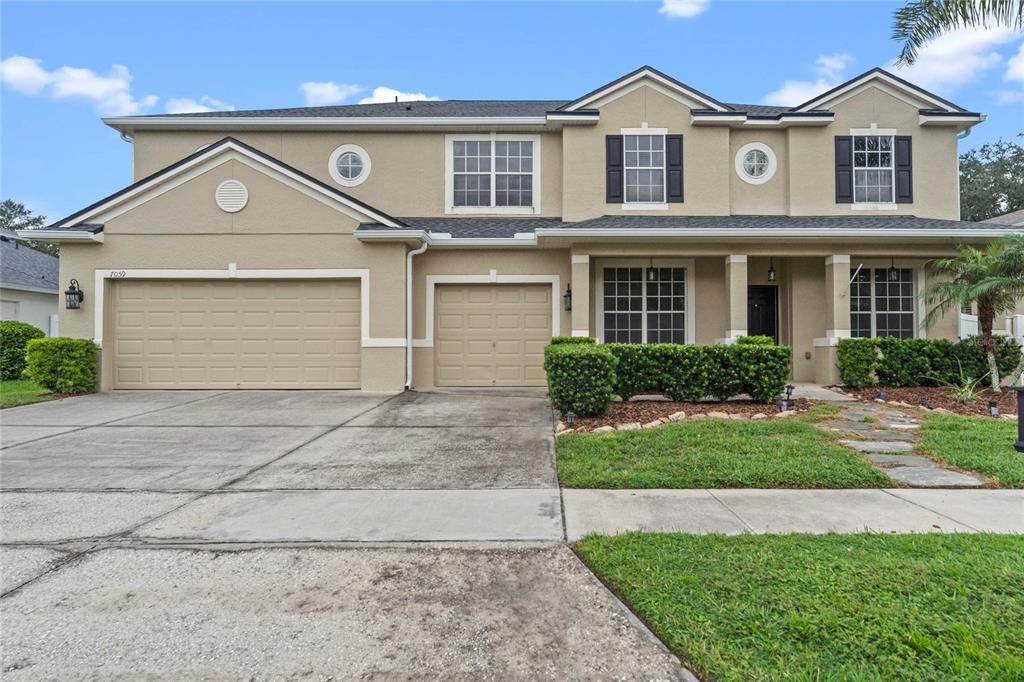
111,279 -> 361,389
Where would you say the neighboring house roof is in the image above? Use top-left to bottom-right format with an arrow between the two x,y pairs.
982,209 -> 1024,227
0,228 -> 59,293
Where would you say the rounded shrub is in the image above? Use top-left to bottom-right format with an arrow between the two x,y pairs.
25,337 -> 98,393
0,320 -> 45,380
543,343 -> 617,416
548,336 -> 596,345
735,335 -> 775,346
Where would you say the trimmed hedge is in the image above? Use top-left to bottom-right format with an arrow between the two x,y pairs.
837,336 -> 1021,388
543,343 -> 617,416
549,336 -> 597,345
0,321 -> 45,380
546,342 -> 792,414
735,335 -> 775,346
25,338 -> 98,393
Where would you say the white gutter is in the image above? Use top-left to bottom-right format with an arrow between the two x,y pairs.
533,227 -> 1020,239
17,229 -> 104,243
405,239 -> 429,389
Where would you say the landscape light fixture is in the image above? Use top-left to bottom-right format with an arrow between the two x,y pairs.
990,400 -> 1000,418
564,411 -> 577,428
64,279 -> 85,310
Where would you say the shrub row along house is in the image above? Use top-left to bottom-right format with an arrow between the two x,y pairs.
24,66 -> 1021,391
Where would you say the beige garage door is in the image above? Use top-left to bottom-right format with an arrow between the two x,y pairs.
434,284 -> 551,387
112,279 -> 361,389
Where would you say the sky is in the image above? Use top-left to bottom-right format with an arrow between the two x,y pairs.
2,0 -> 1022,222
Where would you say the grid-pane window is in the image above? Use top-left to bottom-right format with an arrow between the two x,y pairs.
624,135 -> 665,203
603,268 -> 643,343
853,135 -> 894,203
452,139 -> 534,208
453,141 -> 491,206
849,267 -> 915,338
647,268 -> 686,343
603,267 -> 686,344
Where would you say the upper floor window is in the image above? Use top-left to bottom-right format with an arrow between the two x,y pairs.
446,135 -> 540,214
624,135 -> 665,203
853,135 -> 894,203
328,144 -> 371,187
735,142 -> 777,185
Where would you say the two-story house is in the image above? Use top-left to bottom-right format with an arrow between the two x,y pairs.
27,66 -> 1017,392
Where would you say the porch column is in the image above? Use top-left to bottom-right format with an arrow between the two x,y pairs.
718,255 -> 747,344
571,254 -> 591,338
814,255 -> 851,384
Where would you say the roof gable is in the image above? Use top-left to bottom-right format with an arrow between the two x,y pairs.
558,66 -> 731,113
50,137 -> 405,229
793,67 -> 966,113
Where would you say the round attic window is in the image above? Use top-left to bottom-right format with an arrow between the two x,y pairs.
735,142 -> 777,185
215,179 -> 248,213
329,144 -> 371,187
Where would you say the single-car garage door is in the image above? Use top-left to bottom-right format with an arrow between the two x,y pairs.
434,284 -> 551,387
111,279 -> 361,389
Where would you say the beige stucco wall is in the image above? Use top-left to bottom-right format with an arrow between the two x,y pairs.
729,130 -> 789,215
132,130 -> 564,219
0,287 -> 58,336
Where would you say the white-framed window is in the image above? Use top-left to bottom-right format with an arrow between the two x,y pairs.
734,142 -> 777,185
444,134 -> 540,214
328,144 -> 371,187
853,135 -> 894,203
623,134 -> 666,203
598,259 -> 695,344
850,267 -> 915,338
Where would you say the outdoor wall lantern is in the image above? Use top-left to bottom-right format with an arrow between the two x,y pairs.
65,279 -> 85,310
887,256 -> 899,282
767,257 -> 777,282
563,285 -> 572,312
647,257 -> 657,283
1012,388 -> 1024,453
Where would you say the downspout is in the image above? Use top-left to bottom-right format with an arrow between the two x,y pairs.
405,238 -> 429,389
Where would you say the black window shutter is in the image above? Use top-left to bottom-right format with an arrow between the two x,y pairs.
895,135 -> 913,203
606,135 -> 624,203
835,136 -> 853,203
666,134 -> 684,203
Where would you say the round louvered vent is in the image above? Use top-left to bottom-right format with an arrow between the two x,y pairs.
215,180 -> 248,213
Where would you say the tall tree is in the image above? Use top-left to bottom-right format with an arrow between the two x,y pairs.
0,199 -> 57,257
959,137 -> 1024,222
893,0 -> 1023,65
923,235 -> 1024,391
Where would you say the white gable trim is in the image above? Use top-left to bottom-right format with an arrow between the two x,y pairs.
57,141 -> 403,229
565,69 -> 729,112
795,71 -> 959,113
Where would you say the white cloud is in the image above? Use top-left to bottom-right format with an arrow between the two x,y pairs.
0,55 -> 157,115
299,81 -> 363,106
165,96 -> 235,114
1006,41 -> 1024,82
659,0 -> 709,19
889,27 -> 1017,92
358,86 -> 440,104
761,53 -> 852,106
998,89 -> 1024,104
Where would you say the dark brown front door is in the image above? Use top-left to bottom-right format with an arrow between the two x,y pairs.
748,286 -> 779,343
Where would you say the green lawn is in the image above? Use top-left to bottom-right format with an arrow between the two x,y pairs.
557,418 -> 888,488
577,533 -> 1024,682
0,380 -> 54,409
919,413 -> 1024,488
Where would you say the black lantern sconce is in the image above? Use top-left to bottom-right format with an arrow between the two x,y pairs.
647,257 -> 657,283
767,257 -> 777,282
887,256 -> 899,282
563,284 -> 572,312
64,279 -> 85,310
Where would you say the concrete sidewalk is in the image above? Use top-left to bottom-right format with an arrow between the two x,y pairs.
563,489 -> 1024,540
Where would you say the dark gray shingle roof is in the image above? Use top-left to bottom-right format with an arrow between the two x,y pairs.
1,231 -> 59,292
982,209 -> 1024,226
723,103 -> 792,116
358,217 -> 567,238
155,100 -> 569,119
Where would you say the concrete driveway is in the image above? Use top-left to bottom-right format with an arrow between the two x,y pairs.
0,389 -> 687,679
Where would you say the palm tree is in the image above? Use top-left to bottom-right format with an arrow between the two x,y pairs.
893,0 -> 1023,65
923,236 -> 1024,391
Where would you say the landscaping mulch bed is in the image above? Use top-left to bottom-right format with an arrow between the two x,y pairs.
838,386 -> 1018,417
568,398 -> 811,431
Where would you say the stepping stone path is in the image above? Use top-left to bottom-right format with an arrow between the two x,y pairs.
819,401 -> 986,488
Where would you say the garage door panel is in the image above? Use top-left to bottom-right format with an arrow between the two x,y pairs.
112,279 -> 360,389
434,284 -> 551,387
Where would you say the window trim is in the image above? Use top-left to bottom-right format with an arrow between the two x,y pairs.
849,128 -> 897,210
849,259 -> 925,339
595,257 -> 696,345
734,142 -> 777,185
328,144 -> 371,187
444,133 -> 541,215
620,127 -> 668,208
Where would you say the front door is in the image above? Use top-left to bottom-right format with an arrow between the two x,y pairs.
747,285 -> 778,343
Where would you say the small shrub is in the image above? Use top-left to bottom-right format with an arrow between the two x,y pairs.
543,343 -> 616,416
548,336 -> 596,345
707,344 -> 792,402
0,321 -> 45,380
735,335 -> 775,346
606,343 -> 712,401
24,337 -> 98,393
876,338 -> 933,387
837,339 -> 880,388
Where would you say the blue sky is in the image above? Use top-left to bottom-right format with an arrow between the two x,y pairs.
2,1 -> 1022,221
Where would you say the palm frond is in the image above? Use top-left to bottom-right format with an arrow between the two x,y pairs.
894,0 -> 1023,65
